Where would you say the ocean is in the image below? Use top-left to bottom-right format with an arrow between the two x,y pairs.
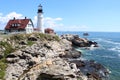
57,32 -> 120,80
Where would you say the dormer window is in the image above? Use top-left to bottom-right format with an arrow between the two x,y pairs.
11,23 -> 20,27
17,24 -> 20,26
12,24 -> 14,27
15,24 -> 17,26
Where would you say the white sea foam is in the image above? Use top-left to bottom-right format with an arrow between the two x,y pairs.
103,40 -> 120,45
118,54 -> 120,57
101,55 -> 115,59
92,38 -> 120,45
109,47 -> 120,53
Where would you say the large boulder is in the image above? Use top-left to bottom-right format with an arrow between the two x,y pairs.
70,60 -> 110,80
61,34 -> 98,47
28,35 -> 37,41
60,49 -> 81,58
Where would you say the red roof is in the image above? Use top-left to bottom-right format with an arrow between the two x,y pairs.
5,18 -> 33,30
45,28 -> 54,33
45,28 -> 54,31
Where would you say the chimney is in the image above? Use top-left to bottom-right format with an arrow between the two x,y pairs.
13,17 -> 15,20
25,17 -> 27,19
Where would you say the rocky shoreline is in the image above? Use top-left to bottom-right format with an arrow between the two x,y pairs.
0,33 -> 110,80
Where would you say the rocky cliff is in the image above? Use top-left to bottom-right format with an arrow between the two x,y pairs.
0,33 -> 110,80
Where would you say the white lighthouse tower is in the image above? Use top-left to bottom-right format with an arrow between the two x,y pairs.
37,4 -> 43,33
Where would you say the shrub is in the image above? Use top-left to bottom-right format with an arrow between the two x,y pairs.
0,41 -> 15,57
0,58 -> 7,79
27,41 -> 35,46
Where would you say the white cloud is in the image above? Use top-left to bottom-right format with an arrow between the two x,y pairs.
54,25 -> 89,31
33,16 -> 63,29
33,16 -> 37,26
30,16 -> 89,31
0,12 -> 24,30
0,12 -> 89,31
54,18 -> 62,21
43,17 -> 63,28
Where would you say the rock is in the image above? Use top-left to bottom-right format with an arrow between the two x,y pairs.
61,34 -> 75,41
61,34 -> 98,47
60,39 -> 72,50
28,35 -> 37,41
69,60 -> 110,80
70,60 -> 86,67
19,40 -> 27,45
36,73 -> 64,80
6,54 -> 20,63
60,49 -> 81,58
4,34 -> 109,80
44,43 -> 51,49
0,53 -> 3,59
45,59 -> 53,66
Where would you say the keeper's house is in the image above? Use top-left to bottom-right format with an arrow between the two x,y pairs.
5,17 -> 34,34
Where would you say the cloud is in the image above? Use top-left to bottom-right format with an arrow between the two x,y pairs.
43,17 -> 63,28
33,16 -> 37,26
0,12 -> 24,29
54,25 -> 89,31
0,12 -> 89,31
33,16 -> 63,29
33,16 -> 89,31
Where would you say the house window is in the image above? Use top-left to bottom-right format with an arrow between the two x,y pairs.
11,23 -> 20,27
17,24 -> 20,26
28,24 -> 32,27
12,24 -> 14,27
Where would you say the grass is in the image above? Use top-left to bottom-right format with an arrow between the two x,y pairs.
0,33 -> 60,79
0,58 -> 7,79
0,41 -> 14,80
37,33 -> 60,41
27,41 -> 35,46
0,41 -> 15,57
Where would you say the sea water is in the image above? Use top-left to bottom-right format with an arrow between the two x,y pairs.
57,32 -> 120,80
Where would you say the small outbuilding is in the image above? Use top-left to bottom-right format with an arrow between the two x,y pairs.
44,28 -> 55,34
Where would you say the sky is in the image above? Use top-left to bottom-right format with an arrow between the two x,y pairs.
0,0 -> 120,32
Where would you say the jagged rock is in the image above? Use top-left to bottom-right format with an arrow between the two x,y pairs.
70,60 -> 86,67
36,73 -> 64,80
60,49 -> 81,58
60,39 -> 72,50
0,53 -> 4,59
4,34 -> 109,80
70,60 -> 110,80
28,35 -> 37,41
19,40 -> 27,45
61,34 -> 98,47
61,34 -> 78,41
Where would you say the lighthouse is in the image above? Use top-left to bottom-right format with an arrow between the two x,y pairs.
37,4 -> 43,33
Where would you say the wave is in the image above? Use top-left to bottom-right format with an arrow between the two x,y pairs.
92,38 -> 120,45
118,54 -> 120,57
101,55 -> 116,59
109,47 -> 120,53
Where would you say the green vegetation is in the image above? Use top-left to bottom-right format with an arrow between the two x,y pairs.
0,33 -> 60,79
9,34 -> 27,42
53,35 -> 60,41
0,41 -> 14,79
27,41 -> 35,46
37,33 -> 60,41
0,58 -> 7,79
0,41 -> 15,57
